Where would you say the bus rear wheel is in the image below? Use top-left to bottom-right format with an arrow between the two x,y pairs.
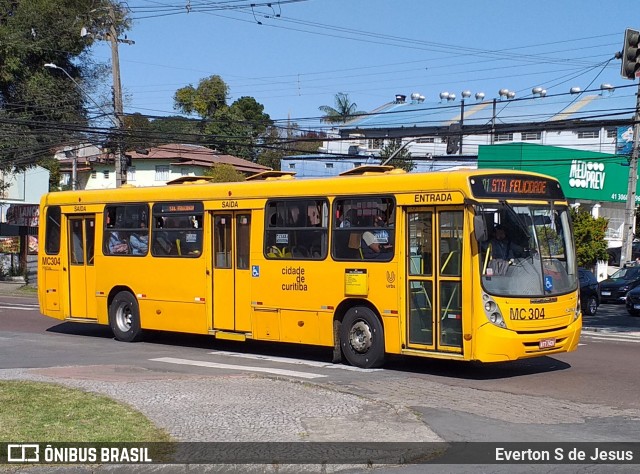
109,291 -> 143,342
340,306 -> 384,368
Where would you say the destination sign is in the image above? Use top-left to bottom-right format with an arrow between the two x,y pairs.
159,202 -> 203,213
470,175 -> 565,200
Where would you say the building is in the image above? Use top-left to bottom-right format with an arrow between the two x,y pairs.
323,90 -> 632,159
281,153 -> 478,177
57,143 -> 270,189
289,90 -> 633,179
0,166 -> 50,281
477,143 -> 631,244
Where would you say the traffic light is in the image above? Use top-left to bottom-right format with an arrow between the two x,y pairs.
621,28 -> 640,80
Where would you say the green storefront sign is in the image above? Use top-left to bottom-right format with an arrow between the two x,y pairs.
477,143 -> 638,203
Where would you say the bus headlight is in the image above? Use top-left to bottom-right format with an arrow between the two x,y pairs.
483,294 -> 506,328
489,312 -> 506,327
484,301 -> 497,313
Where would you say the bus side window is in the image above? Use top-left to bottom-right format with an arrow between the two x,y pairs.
45,206 -> 62,254
265,199 -> 328,260
151,203 -> 203,258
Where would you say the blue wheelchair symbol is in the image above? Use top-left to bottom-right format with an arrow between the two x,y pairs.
544,275 -> 553,291
252,265 -> 260,278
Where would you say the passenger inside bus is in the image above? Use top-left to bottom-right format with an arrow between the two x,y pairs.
288,206 -> 304,227
361,214 -> 393,259
340,209 -> 357,228
108,231 -> 129,254
129,221 -> 149,255
307,204 -> 321,226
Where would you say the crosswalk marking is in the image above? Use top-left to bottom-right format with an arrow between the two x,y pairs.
0,304 -> 39,311
150,356 -> 326,379
208,350 -> 381,372
582,330 -> 640,344
588,336 -> 640,343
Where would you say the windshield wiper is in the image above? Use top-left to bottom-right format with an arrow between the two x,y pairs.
500,200 -> 531,238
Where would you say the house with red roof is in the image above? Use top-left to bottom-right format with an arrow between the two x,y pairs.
57,143 -> 270,190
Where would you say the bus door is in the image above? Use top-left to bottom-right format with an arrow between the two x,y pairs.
212,212 -> 252,332
67,215 -> 96,319
406,208 -> 463,353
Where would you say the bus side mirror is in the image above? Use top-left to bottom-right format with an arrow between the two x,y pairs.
474,215 -> 488,242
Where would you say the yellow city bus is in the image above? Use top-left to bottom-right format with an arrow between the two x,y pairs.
38,167 -> 581,368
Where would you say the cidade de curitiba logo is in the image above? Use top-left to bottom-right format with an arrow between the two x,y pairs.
568,160 -> 605,190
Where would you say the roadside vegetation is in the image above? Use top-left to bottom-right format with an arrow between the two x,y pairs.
570,207 -> 609,268
0,381 -> 171,442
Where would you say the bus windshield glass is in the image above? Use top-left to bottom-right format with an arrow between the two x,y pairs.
476,202 -> 577,297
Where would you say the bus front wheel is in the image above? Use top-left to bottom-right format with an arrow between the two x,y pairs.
340,307 -> 385,368
109,291 -> 143,342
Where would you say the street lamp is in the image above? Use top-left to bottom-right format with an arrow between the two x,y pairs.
45,62 -> 125,188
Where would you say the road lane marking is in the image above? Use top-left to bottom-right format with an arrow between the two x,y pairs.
582,330 -> 640,338
0,305 -> 39,311
150,357 -> 326,379
584,336 -> 640,343
581,330 -> 640,343
207,350 -> 382,372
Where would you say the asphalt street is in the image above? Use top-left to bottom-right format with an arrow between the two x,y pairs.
1,283 -> 639,473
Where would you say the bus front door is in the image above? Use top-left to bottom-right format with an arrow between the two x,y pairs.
406,208 -> 463,354
212,212 -> 252,332
67,216 -> 96,319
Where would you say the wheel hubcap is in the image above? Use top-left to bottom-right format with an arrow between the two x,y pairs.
349,320 -> 372,353
116,303 -> 132,332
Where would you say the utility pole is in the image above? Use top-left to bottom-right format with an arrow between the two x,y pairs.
72,151 -> 78,190
621,82 -> 640,266
459,98 -> 465,155
490,98 -> 497,145
619,28 -> 640,266
108,3 -> 127,188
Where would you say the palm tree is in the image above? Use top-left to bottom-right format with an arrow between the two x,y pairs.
319,92 -> 366,124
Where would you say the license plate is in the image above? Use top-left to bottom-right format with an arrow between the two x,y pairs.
539,338 -> 556,349
601,291 -> 611,296
635,304 -> 640,310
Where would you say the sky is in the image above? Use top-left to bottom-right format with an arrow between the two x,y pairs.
88,0 -> 638,130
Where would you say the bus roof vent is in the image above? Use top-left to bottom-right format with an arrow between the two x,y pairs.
339,165 -> 395,176
246,170 -> 296,181
166,176 -> 216,185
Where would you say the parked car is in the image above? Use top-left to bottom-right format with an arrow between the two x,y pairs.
599,263 -> 640,303
607,242 -> 640,266
578,268 -> 600,316
625,285 -> 640,316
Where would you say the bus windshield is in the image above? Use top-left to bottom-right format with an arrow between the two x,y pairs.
476,203 -> 577,297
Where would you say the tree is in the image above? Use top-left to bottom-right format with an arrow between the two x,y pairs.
0,0 -> 130,187
122,113 -> 154,152
570,207 -> 609,268
205,96 -> 271,160
174,76 -> 273,161
256,124 -> 326,171
174,75 -> 228,118
121,115 -> 203,151
379,141 -> 415,172
204,163 -> 246,182
36,155 -> 62,191
319,93 -> 365,124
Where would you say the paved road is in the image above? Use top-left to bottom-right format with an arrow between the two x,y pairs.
1,286 -> 639,473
